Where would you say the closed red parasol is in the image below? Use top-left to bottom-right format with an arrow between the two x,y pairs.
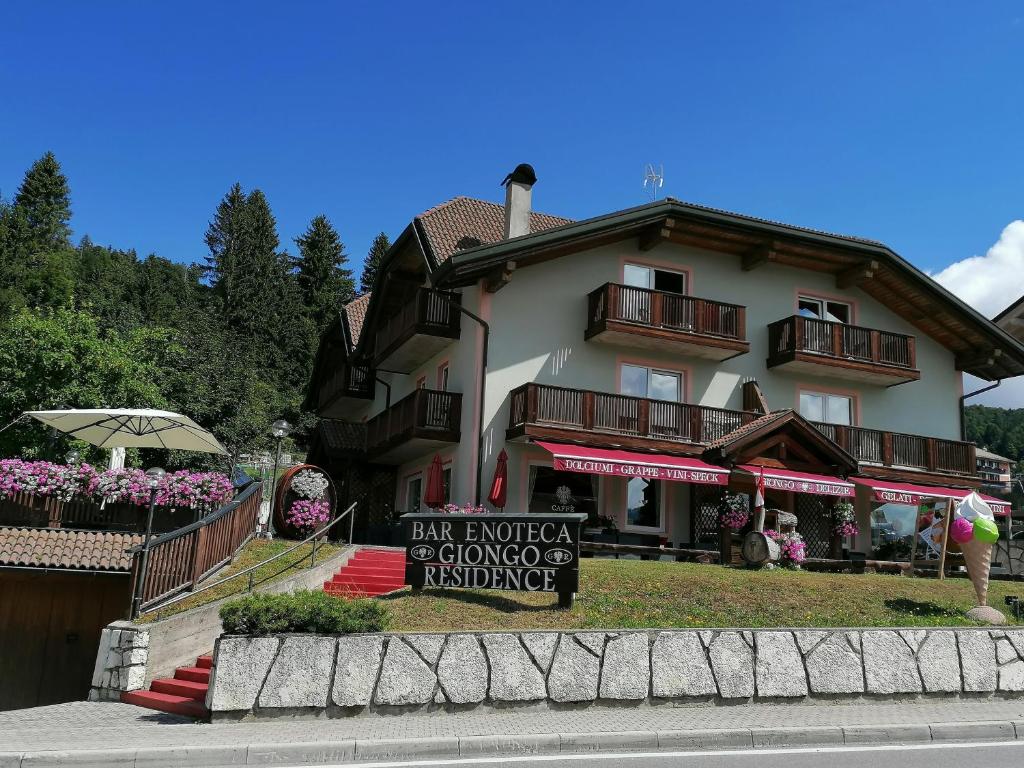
487,449 -> 509,509
424,454 -> 446,509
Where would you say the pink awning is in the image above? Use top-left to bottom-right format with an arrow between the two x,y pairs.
536,442 -> 730,485
851,477 -> 1011,516
735,465 -> 855,498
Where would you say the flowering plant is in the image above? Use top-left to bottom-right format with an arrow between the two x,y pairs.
765,530 -> 807,567
832,501 -> 858,538
0,459 -> 101,502
442,502 -> 485,514
286,498 -> 332,532
719,493 -> 750,532
156,471 -> 235,514
290,469 -> 329,500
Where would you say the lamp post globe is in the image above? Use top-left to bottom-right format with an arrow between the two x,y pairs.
145,466 -> 166,489
271,419 -> 292,439
64,450 -> 80,465
267,419 -> 292,538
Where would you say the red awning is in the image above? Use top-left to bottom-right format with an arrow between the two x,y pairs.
851,477 -> 1011,516
536,442 -> 730,485
735,465 -> 855,498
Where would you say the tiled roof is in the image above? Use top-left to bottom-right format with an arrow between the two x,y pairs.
319,419 -> 367,454
343,293 -> 372,346
705,410 -> 792,449
0,527 -> 142,571
417,196 -> 572,264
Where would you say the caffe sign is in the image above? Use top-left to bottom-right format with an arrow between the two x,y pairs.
401,512 -> 587,608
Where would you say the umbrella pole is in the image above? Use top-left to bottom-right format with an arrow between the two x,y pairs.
131,488 -> 159,618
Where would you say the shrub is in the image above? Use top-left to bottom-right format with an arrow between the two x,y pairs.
219,590 -> 389,635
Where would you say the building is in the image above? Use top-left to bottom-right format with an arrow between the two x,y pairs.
994,295 -> 1024,343
307,166 -> 1023,559
976,447 -> 1014,494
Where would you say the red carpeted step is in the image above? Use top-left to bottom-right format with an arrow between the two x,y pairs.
120,690 -> 208,719
174,666 -> 210,684
196,654 -> 213,669
151,677 -> 208,701
331,571 -> 404,584
341,564 -> 406,575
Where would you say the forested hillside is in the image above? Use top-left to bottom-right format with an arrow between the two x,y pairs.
0,152 -> 390,466
965,404 -> 1024,471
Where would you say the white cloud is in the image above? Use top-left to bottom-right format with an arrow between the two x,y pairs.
931,220 -> 1024,318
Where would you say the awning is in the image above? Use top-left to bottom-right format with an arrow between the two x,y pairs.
536,442 -> 730,485
851,478 -> 1011,516
735,464 -> 855,498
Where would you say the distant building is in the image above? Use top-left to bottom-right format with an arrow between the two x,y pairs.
976,447 -> 1014,494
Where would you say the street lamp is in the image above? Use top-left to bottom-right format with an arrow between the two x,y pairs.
267,419 -> 292,538
131,467 -> 165,618
64,449 -> 80,465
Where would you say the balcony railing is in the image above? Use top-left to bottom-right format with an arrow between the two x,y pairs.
587,283 -> 747,350
318,363 -> 373,410
812,422 -> 976,476
366,388 -> 462,455
508,382 -> 756,446
373,288 -> 461,366
768,315 -> 917,374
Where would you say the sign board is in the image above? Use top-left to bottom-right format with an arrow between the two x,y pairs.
401,512 -> 588,608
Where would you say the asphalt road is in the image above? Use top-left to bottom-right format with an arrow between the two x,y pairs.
330,741 -> 1024,768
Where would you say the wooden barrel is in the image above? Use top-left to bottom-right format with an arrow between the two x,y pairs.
272,463 -> 337,539
741,531 -> 780,566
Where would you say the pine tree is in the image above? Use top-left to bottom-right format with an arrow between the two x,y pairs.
13,151 -> 72,253
294,214 -> 355,332
203,183 -> 247,308
360,231 -> 390,294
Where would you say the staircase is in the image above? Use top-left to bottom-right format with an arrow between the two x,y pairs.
324,548 -> 406,597
121,653 -> 212,719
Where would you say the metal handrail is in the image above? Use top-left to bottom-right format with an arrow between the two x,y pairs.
139,499 -> 359,617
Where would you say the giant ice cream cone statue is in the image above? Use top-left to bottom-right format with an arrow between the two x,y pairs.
958,535 -> 992,606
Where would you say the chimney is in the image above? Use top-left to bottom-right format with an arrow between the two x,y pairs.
501,163 -> 537,239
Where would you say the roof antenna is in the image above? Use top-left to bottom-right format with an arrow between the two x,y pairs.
643,163 -> 664,202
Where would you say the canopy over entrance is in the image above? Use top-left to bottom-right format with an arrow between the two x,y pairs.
851,477 -> 1010,516
26,409 -> 228,455
734,464 -> 855,498
536,442 -> 730,485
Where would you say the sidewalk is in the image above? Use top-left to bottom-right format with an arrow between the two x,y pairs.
2,698 -> 1023,766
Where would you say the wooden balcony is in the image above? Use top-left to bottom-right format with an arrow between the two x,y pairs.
373,288 -> 461,373
316,363 -> 374,417
812,422 -> 977,478
586,283 -> 749,361
366,388 -> 462,464
767,315 -> 919,385
507,382 -> 757,454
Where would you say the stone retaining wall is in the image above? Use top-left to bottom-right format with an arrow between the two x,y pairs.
208,627 -> 1024,719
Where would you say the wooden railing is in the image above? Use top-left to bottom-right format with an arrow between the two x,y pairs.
768,315 -> 916,369
588,283 -> 746,341
0,492 -> 198,534
811,422 -> 976,476
374,288 -> 461,360
128,481 -> 263,614
366,388 -> 462,453
508,382 -> 756,445
318,362 -> 373,408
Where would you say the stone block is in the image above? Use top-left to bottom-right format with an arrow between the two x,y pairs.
794,630 -> 827,655
574,632 -> 606,656
600,632 -> 649,700
708,631 -> 754,698
121,646 -> 147,666
917,631 -> 960,694
998,660 -> 1024,692
437,634 -> 487,704
862,631 -> 921,694
208,636 -> 280,712
996,638 -> 1018,664
755,632 -> 807,698
930,721 -> 1015,741
245,741 -> 354,765
406,634 -> 445,665
483,634 -> 546,701
1007,630 -> 1024,659
559,731 -> 658,753
122,664 -> 146,691
657,728 -> 753,750
258,636 -> 335,708
651,631 -> 717,698
958,630 -> 997,692
521,632 -> 558,672
355,737 -> 459,761
750,726 -> 844,747
459,734 -> 560,756
899,630 -> 926,653
548,636 -> 600,702
333,635 -> 385,707
374,637 -> 436,706
804,633 -> 863,694
843,725 -> 931,744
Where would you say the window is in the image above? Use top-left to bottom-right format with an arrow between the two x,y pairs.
624,264 -> 687,295
528,466 -> 599,518
437,363 -> 449,392
415,375 -> 427,389
405,476 -> 422,513
442,466 -> 452,504
798,295 -> 850,324
626,476 -> 662,531
799,391 -> 853,425
620,364 -> 682,402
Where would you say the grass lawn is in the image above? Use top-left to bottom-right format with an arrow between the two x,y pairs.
381,558 -> 1023,631
138,537 -> 344,623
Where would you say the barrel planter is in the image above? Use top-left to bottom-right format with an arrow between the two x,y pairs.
272,463 -> 337,539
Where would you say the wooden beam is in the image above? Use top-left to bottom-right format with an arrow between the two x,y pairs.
741,242 -> 778,271
484,260 -> 517,293
836,260 -> 879,289
638,224 -> 673,251
956,348 -> 1002,371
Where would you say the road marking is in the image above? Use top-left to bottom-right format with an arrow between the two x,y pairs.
285,739 -> 1024,768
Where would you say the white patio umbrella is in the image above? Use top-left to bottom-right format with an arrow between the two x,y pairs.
25,408 -> 228,455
